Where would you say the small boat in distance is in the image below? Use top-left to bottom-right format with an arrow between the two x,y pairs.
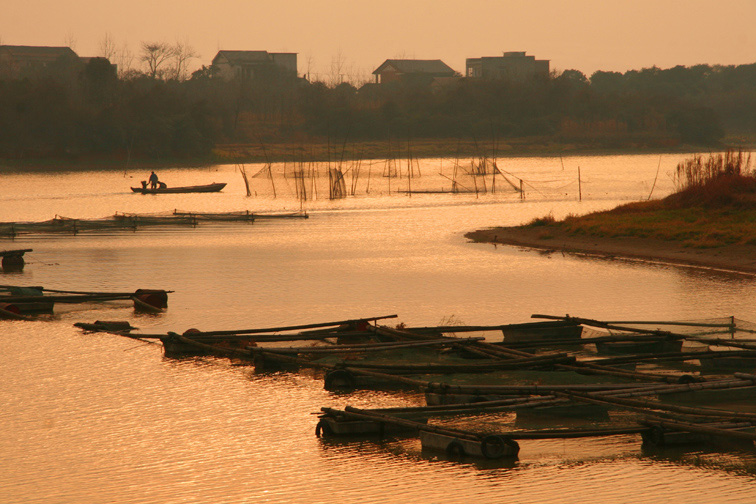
131,182 -> 227,194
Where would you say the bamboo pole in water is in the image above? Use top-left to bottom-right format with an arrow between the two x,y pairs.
175,314 -> 400,337
603,320 -> 735,329
131,315 -> 400,340
2,293 -> 158,303
639,417 -> 756,442
560,390 -> 756,429
531,314 -> 686,338
139,331 -> 376,342
567,390 -> 756,421
250,337 -> 484,355
327,406 -> 648,441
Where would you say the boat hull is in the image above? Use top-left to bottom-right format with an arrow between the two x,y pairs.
131,183 -> 227,194
501,320 -> 583,343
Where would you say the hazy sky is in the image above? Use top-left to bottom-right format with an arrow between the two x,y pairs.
3,0 -> 755,81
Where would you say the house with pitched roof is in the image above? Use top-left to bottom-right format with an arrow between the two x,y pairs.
465,51 -> 549,81
372,59 -> 458,85
211,50 -> 297,82
0,45 -> 82,80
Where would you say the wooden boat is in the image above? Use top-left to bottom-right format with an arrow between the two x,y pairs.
500,320 -> 583,343
131,182 -> 226,194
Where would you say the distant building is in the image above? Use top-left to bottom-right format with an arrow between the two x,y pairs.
0,45 -> 82,80
466,51 -> 549,81
372,59 -> 457,85
211,50 -> 297,82
79,56 -> 118,77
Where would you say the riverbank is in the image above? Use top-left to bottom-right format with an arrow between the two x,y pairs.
1,135 -> 746,173
466,225 -> 756,274
469,151 -> 756,274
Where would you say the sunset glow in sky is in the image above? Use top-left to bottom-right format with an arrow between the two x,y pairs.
3,0 -> 755,81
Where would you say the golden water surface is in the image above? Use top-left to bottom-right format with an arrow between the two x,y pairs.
2,154 -> 756,503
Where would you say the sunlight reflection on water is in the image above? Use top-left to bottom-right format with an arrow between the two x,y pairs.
2,154 -> 756,503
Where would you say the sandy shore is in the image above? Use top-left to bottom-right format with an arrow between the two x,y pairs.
466,226 -> 756,275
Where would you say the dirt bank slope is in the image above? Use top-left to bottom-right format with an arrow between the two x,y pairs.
466,226 -> 756,274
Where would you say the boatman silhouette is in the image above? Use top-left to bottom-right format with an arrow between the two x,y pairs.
148,171 -> 159,189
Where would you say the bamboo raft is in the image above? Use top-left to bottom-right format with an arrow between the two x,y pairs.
110,313 -> 756,382
85,312 -> 756,460
1,285 -> 171,317
316,373 -> 756,459
0,210 -> 309,237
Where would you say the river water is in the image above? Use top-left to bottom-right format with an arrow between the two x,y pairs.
2,154 -> 756,503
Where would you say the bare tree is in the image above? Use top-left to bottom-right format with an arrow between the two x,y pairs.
329,48 -> 347,87
305,53 -> 314,82
99,33 -> 117,61
116,42 -> 135,78
169,41 -> 199,81
343,61 -> 368,87
63,31 -> 77,50
140,41 -> 174,79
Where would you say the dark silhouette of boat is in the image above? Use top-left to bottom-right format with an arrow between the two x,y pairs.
131,182 -> 227,194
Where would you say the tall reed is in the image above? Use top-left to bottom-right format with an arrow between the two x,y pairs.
675,150 -> 752,191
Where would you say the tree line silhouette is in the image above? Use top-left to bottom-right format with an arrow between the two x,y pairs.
1,61 -> 754,161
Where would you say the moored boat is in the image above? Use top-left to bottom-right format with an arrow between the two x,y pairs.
131,182 -> 227,194
500,320 -> 584,343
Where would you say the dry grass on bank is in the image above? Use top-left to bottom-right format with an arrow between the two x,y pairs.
529,151 -> 756,248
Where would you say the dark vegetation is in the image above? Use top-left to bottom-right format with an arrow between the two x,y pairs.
537,151 -> 756,248
2,61 -> 756,162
